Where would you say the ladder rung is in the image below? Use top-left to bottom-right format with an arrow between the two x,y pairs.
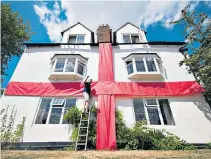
80,127 -> 88,129
77,143 -> 86,145
79,134 -> 87,137
81,120 -> 88,121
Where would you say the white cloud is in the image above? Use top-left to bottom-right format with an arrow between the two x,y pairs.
34,1 -> 199,42
204,1 -> 211,8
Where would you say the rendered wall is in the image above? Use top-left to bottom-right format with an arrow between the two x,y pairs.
116,94 -> 211,143
1,95 -> 97,142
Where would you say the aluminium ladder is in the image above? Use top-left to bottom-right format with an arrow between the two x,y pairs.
75,105 -> 91,151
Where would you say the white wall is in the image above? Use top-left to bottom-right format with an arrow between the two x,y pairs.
116,23 -> 148,49
10,46 -> 99,83
113,46 -> 195,82
116,94 -> 211,143
0,96 -> 97,142
61,23 -> 92,44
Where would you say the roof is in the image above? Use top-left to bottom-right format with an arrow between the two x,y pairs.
61,22 -> 94,36
24,41 -> 185,47
114,22 -> 147,34
122,53 -> 161,61
51,54 -> 88,61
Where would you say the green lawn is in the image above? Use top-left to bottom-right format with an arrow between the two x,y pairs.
1,150 -> 211,159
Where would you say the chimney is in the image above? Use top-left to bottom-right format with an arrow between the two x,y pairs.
97,24 -> 111,43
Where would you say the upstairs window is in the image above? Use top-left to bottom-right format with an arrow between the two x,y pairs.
51,55 -> 87,76
68,35 -> 85,43
125,57 -> 158,74
123,34 -> 140,43
123,54 -> 166,79
133,98 -> 175,125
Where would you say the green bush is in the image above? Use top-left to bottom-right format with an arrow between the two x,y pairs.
63,106 -> 81,127
65,106 -> 194,150
208,142 -> 211,149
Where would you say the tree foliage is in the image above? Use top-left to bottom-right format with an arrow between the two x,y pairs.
1,4 -> 32,76
171,5 -> 211,103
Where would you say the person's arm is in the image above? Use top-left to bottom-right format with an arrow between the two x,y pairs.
83,76 -> 89,83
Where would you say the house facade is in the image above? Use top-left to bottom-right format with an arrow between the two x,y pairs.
1,22 -> 211,148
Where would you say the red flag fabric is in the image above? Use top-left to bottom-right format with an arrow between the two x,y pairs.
5,81 -> 203,97
96,43 -> 116,150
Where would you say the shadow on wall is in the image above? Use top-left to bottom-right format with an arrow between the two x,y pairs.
194,101 -> 211,123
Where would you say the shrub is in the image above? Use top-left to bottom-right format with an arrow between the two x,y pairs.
208,142 -> 211,149
65,106 -> 194,150
0,105 -> 26,149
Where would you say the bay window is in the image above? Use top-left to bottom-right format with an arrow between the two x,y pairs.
123,53 -> 165,79
35,98 -> 76,124
133,98 -> 175,125
49,54 -> 87,80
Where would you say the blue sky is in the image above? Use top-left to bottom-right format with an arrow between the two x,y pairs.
2,1 -> 211,88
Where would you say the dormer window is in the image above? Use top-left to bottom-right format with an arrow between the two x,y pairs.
68,35 -> 85,43
123,53 -> 166,80
123,34 -> 140,43
49,54 -> 87,80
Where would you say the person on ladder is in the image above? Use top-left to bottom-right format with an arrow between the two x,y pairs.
82,75 -> 92,113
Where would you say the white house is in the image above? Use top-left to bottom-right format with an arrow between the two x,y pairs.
1,22 -> 211,149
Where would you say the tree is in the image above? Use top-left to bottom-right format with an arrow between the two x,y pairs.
171,5 -> 211,105
1,4 -> 32,76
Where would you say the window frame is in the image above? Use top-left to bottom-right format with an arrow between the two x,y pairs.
35,97 -> 77,125
68,34 -> 85,44
133,98 -> 174,126
125,55 -> 161,75
122,34 -> 141,43
51,56 -> 86,76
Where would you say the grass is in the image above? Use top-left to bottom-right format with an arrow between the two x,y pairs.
1,150 -> 211,159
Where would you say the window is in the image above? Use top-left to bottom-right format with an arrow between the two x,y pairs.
55,58 -> 66,72
68,35 -> 85,43
126,61 -> 134,74
52,57 -> 86,76
65,58 -> 76,72
125,55 -> 160,75
135,58 -> 145,72
146,57 -> 157,72
35,98 -> 76,124
77,61 -> 85,75
133,99 -> 174,125
123,34 -> 140,43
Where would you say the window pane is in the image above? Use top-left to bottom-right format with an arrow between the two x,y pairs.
77,61 -> 84,75
159,99 -> 175,125
35,98 -> 52,124
69,36 -> 77,43
146,58 -> 157,72
127,61 -> 134,74
123,35 -> 131,43
52,98 -> 65,106
49,108 -> 62,124
136,60 -> 146,72
131,35 -> 140,43
55,58 -> 65,72
147,107 -> 161,125
65,58 -> 75,72
145,99 -> 158,106
133,99 -> 146,122
77,35 -> 85,43
63,98 -> 76,124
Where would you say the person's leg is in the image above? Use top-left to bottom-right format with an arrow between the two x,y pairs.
83,92 -> 89,113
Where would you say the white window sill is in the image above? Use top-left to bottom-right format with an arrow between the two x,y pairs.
49,72 -> 84,80
128,72 -> 164,80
